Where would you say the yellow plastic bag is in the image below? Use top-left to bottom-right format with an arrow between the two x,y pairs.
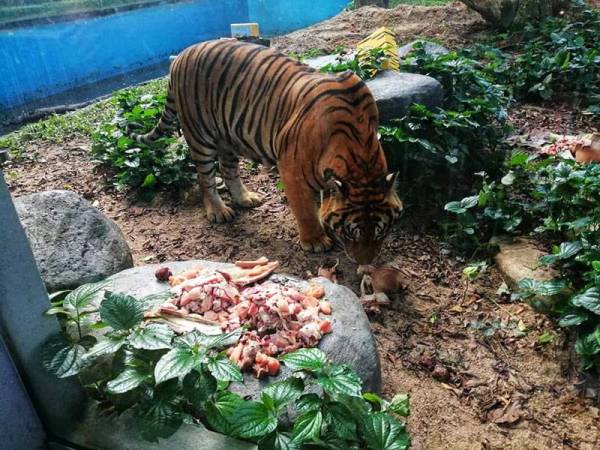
356,27 -> 399,77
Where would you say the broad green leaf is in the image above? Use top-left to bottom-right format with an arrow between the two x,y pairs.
48,289 -> 72,301
292,409 -> 323,443
538,332 -> 554,344
460,195 -> 479,209
84,335 -> 127,360
296,393 -> 322,414
134,399 -> 182,443
107,367 -> 148,394
571,288 -> 600,315
129,323 -> 174,350
363,392 -> 385,410
444,201 -> 466,214
182,329 -> 242,350
324,402 -> 356,440
575,332 -> 600,357
558,311 -> 589,327
63,281 -> 108,311
315,433 -> 352,450
361,412 -> 410,450
182,369 -> 217,408
100,292 -> 145,330
154,347 -> 200,384
508,151 -> 528,167
231,401 -> 278,439
262,377 -> 304,410
142,173 -> 157,188
281,348 -> 327,372
41,335 -> 87,378
207,355 -> 243,382
260,431 -> 299,450
317,364 -> 362,397
387,394 -> 410,417
518,278 -> 568,297
205,391 -> 244,435
45,307 -> 69,316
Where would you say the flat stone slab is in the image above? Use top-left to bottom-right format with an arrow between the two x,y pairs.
66,260 -> 381,449
14,190 -> 133,292
492,236 -> 558,287
103,260 -> 382,394
365,71 -> 443,124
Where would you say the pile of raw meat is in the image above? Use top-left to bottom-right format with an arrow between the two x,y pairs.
146,258 -> 332,378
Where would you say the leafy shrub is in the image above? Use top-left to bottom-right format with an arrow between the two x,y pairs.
445,154 -> 600,369
90,86 -> 195,193
320,46 -> 395,80
381,43 -> 510,206
43,284 -> 411,447
510,6 -> 600,108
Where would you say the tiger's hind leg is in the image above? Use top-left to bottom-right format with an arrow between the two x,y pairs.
219,149 -> 263,208
189,143 -> 235,223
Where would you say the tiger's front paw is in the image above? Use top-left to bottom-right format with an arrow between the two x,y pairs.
206,204 -> 235,223
233,190 -> 264,208
300,234 -> 333,253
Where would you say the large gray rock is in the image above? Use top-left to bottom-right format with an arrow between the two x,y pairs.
365,71 -> 444,124
398,40 -> 449,60
102,260 -> 382,393
14,190 -> 133,292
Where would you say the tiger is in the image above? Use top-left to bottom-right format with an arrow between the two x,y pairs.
133,39 -> 403,264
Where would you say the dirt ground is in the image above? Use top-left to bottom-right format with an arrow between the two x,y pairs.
272,1 -> 486,54
4,3 -> 600,450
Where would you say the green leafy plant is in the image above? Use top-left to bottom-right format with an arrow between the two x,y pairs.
510,6 -> 600,108
446,154 -> 600,369
42,287 -> 411,447
381,42 -> 510,206
90,86 -> 195,193
320,45 -> 395,80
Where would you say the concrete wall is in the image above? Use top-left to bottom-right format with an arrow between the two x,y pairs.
0,0 -> 347,120
0,172 -> 87,439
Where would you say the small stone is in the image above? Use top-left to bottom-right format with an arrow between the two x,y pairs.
154,267 -> 172,282
419,353 -> 435,370
432,364 -> 449,381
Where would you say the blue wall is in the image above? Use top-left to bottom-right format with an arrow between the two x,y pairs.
0,0 -> 247,110
0,0 -> 347,116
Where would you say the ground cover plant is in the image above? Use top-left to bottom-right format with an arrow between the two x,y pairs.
42,283 -> 411,448
90,81 -> 195,194
445,153 -> 600,370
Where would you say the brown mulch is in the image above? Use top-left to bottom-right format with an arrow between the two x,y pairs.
272,2 -> 486,54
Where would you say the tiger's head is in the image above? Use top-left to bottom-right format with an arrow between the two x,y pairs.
319,171 -> 403,265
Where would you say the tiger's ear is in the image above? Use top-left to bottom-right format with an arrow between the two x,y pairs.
384,172 -> 399,191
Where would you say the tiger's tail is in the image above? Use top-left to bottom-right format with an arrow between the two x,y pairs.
130,81 -> 179,145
